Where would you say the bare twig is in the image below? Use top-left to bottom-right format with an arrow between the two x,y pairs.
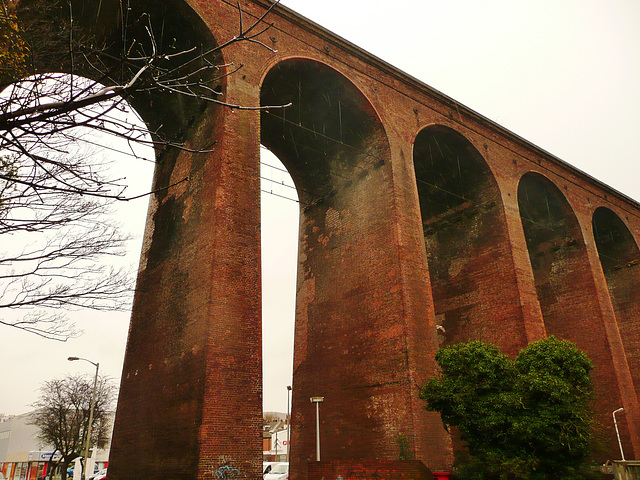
0,0 -> 288,341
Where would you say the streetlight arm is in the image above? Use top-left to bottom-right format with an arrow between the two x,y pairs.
68,357 -> 98,368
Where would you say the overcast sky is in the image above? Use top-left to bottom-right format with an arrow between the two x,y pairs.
2,0 -> 639,416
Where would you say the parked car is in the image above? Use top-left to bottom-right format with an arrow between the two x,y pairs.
89,469 -> 107,480
264,463 -> 288,480
68,465 -> 100,478
263,462 -> 279,476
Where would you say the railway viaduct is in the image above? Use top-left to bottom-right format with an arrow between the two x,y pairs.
10,0 -> 640,478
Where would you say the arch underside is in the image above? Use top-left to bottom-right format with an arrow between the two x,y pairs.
261,58 -> 448,473
10,0 -> 221,153
593,208 -> 640,412
414,126 -> 528,356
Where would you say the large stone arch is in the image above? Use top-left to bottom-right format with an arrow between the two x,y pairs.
261,57 -> 447,477
517,172 -> 632,458
261,57 -> 386,203
413,125 -> 528,356
593,207 -> 640,441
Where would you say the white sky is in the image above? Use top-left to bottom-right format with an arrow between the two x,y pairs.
2,0 -> 639,416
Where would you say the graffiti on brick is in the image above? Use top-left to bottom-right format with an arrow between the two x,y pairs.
345,470 -> 381,480
213,465 -> 241,480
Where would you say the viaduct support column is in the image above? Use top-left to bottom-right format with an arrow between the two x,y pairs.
109,86 -> 263,479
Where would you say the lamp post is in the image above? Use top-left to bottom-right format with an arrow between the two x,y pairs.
68,357 -> 99,480
310,397 -> 324,461
613,407 -> 626,461
286,386 -> 292,463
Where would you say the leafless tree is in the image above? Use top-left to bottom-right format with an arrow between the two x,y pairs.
30,373 -> 116,480
0,0 -> 285,340
0,150 -> 132,340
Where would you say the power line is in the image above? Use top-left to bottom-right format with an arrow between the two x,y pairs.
260,188 -> 301,205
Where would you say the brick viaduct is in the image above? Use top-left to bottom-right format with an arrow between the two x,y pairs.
13,0 -> 640,478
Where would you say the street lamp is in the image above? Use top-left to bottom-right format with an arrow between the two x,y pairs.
68,357 -> 99,480
310,396 -> 324,461
613,407 -> 626,461
286,386 -> 292,463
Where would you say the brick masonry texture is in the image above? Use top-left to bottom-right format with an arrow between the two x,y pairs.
20,0 -> 638,478
308,461 -> 433,480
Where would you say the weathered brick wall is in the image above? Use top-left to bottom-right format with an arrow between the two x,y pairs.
307,460 -> 433,480
12,0 -> 640,477
415,127 -> 533,356
109,87 -> 264,480
517,173 -> 632,452
594,208 -> 640,407
99,0 -> 640,477
110,2 -> 266,478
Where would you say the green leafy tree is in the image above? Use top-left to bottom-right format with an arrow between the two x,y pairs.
420,337 -> 594,480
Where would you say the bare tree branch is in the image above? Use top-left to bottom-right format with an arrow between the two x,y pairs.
0,0 -> 288,341
30,374 -> 116,478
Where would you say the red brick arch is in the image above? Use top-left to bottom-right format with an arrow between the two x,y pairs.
518,172 -> 639,454
10,0 -> 637,477
260,57 -> 440,480
413,125 -> 530,356
593,206 -> 640,443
